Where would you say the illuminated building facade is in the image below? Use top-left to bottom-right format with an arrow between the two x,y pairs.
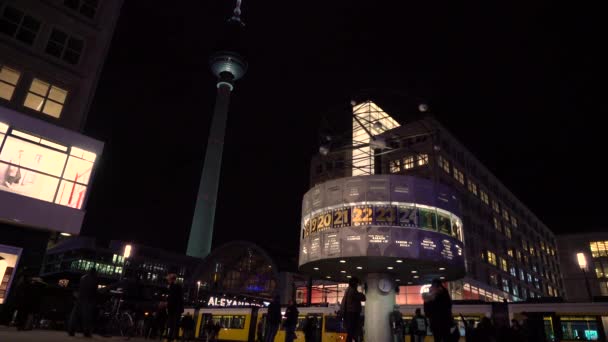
557,232 -> 608,302
41,237 -> 199,291
305,101 -> 564,304
0,0 -> 122,309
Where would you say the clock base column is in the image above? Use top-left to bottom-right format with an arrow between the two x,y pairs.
364,273 -> 396,342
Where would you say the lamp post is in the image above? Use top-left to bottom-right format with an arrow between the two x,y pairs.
577,252 -> 593,302
196,280 -> 201,302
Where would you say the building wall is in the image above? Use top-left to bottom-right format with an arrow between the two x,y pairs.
557,233 -> 608,302
0,0 -> 123,131
0,0 -> 122,310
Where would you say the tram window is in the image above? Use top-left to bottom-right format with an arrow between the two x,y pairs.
324,315 -> 346,333
211,315 -> 246,329
560,316 -> 599,341
279,315 -> 309,331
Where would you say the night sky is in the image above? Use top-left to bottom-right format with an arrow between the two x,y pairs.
82,1 -> 602,258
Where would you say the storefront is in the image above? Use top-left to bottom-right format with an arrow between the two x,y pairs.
0,243 -> 21,304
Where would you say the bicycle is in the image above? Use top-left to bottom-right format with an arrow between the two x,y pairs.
101,290 -> 135,339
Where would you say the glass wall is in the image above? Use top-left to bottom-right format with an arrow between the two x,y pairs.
560,316 -> 600,341
0,123 -> 96,209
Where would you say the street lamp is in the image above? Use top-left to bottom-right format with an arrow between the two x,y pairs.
196,281 -> 201,301
577,252 -> 593,302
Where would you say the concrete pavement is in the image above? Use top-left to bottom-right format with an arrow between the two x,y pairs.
0,326 -> 151,341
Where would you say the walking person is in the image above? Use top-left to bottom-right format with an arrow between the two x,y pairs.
257,318 -> 264,342
339,277 -> 366,342
264,295 -> 282,342
163,273 -> 184,342
472,317 -> 496,342
284,300 -> 299,342
180,312 -> 195,342
303,315 -> 318,342
68,268 -> 99,337
459,314 -> 476,342
410,308 -> 428,342
422,278 -> 453,342
389,305 -> 404,342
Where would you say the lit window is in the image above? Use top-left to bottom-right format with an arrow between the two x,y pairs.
595,261 -> 606,279
389,160 -> 400,173
516,250 -> 522,262
504,225 -> 512,239
45,29 -> 84,65
600,281 -> 608,296
0,6 -> 41,45
480,190 -> 489,205
64,0 -> 99,19
0,65 -> 21,101
0,127 -> 95,209
511,217 -> 518,227
500,258 -> 508,272
527,273 -> 533,283
467,181 -> 478,196
502,209 -> 509,221
23,79 -> 68,118
453,167 -> 464,184
403,156 -> 414,169
510,266 -> 517,277
487,251 -> 497,266
512,285 -> 519,297
502,279 -> 510,293
590,241 -> 608,258
519,270 -> 525,281
438,156 -> 450,173
493,217 -> 501,231
0,135 -> 67,176
417,154 -> 428,166
492,200 -> 500,213
522,239 -> 528,251
507,249 -> 514,257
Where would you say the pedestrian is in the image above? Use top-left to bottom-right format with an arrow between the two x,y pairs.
509,318 -> 523,340
68,268 -> 99,337
264,295 -> 282,342
302,315 -> 318,342
339,277 -> 366,342
459,314 -> 475,342
213,321 -> 222,341
163,273 -> 184,342
180,312 -> 195,342
257,318 -> 264,342
521,312 -> 545,342
410,308 -> 428,342
284,300 -> 299,342
472,317 -> 496,342
13,274 -> 35,331
389,305 -> 404,342
422,278 -> 453,342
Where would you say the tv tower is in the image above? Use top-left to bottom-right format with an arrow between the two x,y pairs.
187,0 -> 247,258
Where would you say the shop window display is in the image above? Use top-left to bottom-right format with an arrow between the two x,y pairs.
0,123 -> 96,209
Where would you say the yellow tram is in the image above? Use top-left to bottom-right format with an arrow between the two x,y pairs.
186,301 -> 608,341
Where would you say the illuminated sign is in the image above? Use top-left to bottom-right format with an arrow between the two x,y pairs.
302,202 -> 463,242
206,296 -> 265,307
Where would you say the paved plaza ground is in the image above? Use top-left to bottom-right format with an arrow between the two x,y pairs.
0,326 -> 152,341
